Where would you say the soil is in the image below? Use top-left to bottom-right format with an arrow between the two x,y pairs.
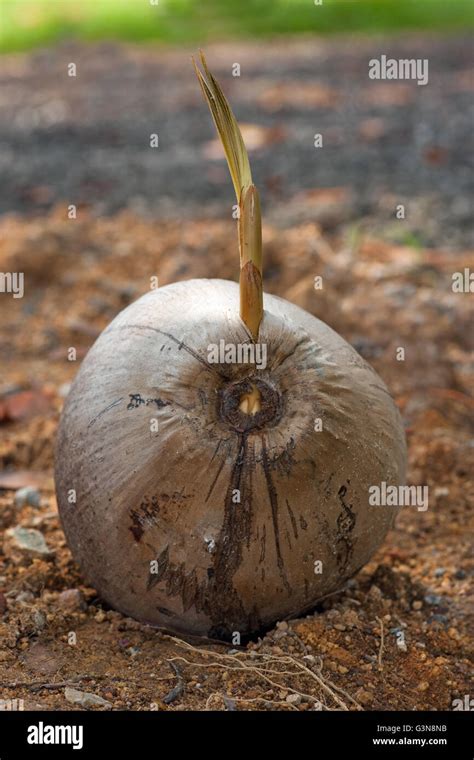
0,36 -> 473,712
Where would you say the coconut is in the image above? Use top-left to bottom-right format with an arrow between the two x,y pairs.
55,54 -> 406,639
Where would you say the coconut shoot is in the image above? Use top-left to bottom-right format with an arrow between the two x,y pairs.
194,52 -> 263,341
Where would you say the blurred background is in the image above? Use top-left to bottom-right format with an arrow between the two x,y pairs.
0,0 -> 473,713
0,0 -> 473,246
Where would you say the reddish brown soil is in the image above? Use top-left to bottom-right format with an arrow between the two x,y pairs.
0,207 -> 472,711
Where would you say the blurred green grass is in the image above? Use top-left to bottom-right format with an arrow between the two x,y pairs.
1,0 -> 473,53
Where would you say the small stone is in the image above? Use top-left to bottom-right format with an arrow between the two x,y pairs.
412,600 -> 423,610
276,620 -> 288,631
368,585 -> 383,600
16,591 -> 35,603
429,613 -> 448,626
417,681 -> 430,692
94,610 -> 106,623
64,687 -> 112,709
57,589 -> 86,612
32,610 -> 47,630
424,594 -> 442,606
341,609 -> 360,628
448,627 -> 460,640
339,665 -> 349,674
434,568 -> 446,578
333,623 -> 346,631
14,487 -> 41,508
286,693 -> 301,705
22,642 -> 60,674
355,687 -> 373,705
454,569 -> 466,580
8,527 -> 52,557
58,383 -> 71,398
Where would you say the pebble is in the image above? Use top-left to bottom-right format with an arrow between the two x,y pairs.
57,589 -> 86,612
94,610 -> 106,623
8,526 -> 52,557
355,687 -> 373,705
223,696 -> 237,711
16,591 -> 35,603
429,614 -> 448,626
424,594 -> 442,606
276,620 -> 289,631
64,687 -> 112,710
286,693 -> 301,705
412,600 -> 423,610
417,681 -> 430,692
14,487 -> 41,508
341,609 -> 360,628
454,569 -> 466,580
58,383 -> 71,398
32,610 -> 47,630
369,585 -> 383,600
434,568 -> 446,578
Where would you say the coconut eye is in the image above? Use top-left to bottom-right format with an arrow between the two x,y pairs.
239,385 -> 261,415
55,53 -> 407,640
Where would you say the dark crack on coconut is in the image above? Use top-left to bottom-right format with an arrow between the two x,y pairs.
335,483 -> 356,573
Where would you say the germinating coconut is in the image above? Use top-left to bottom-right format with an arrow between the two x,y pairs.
55,53 -> 407,639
